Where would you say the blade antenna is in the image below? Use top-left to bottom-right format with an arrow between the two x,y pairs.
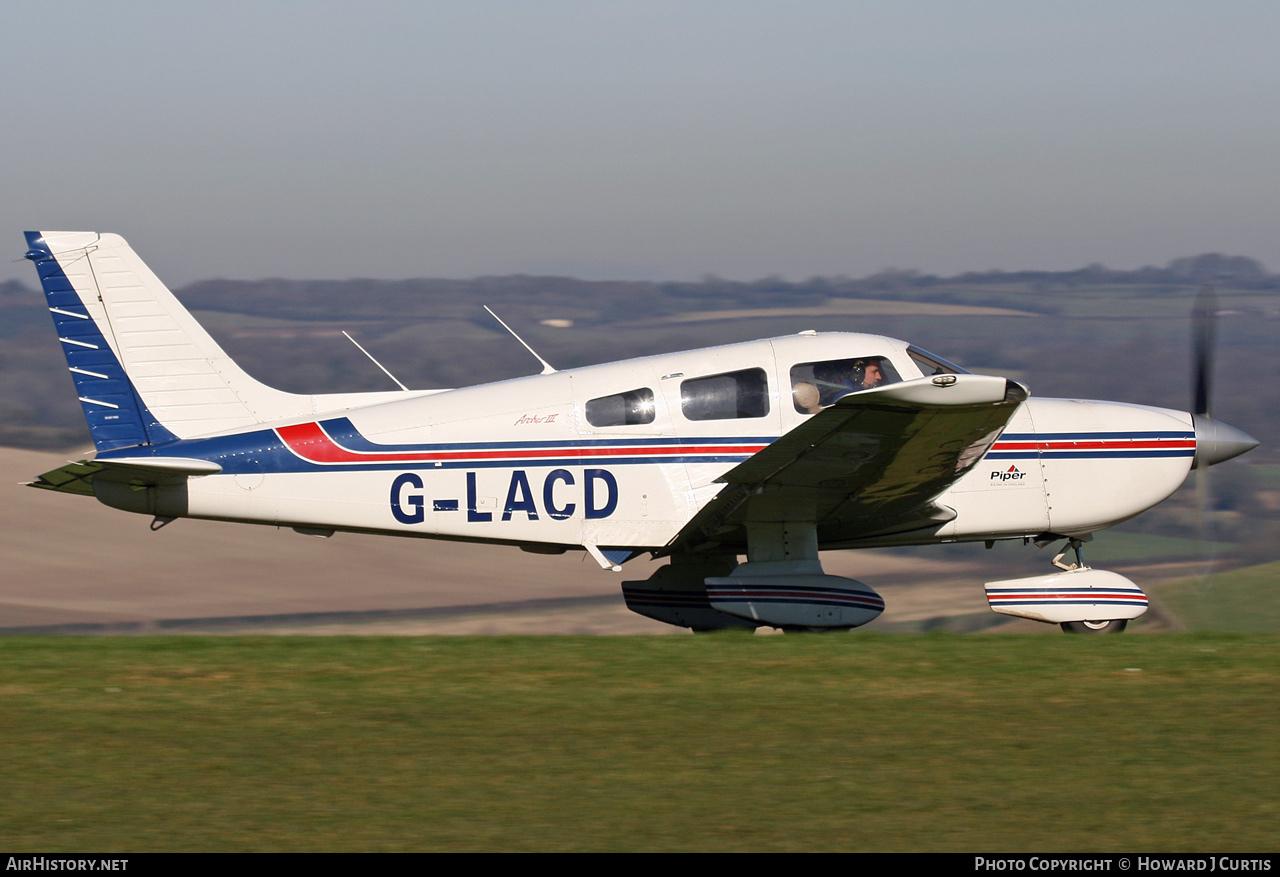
484,306 -> 556,375
342,331 -> 409,391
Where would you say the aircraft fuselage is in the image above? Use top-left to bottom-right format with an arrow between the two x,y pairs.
91,332 -> 1197,555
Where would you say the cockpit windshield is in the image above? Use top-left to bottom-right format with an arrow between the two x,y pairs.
906,346 -> 970,377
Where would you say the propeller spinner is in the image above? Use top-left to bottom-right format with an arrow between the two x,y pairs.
1190,285 -> 1258,468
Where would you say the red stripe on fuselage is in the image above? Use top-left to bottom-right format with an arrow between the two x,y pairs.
992,440 -> 1195,452
276,421 -> 767,465
987,592 -> 1147,601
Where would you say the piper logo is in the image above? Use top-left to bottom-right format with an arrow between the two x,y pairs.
991,465 -> 1026,482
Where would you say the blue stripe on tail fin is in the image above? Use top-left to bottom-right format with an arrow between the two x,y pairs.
24,232 -> 177,451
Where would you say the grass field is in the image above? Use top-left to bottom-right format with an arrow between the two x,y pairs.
1155,560 -> 1280,632
2,634 -> 1276,851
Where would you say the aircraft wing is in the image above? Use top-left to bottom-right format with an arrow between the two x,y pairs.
661,374 -> 1028,555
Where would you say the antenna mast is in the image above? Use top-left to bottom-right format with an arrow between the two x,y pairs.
342,331 -> 409,391
484,306 -> 556,375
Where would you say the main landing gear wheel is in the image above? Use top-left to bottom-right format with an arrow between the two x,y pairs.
1060,619 -> 1128,634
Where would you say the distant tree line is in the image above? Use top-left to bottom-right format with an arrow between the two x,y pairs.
1,252 -> 1275,452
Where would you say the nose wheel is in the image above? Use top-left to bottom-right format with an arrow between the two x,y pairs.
1061,619 -> 1128,634
1053,539 -> 1129,634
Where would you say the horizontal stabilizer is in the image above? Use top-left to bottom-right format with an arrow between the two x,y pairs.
93,456 -> 222,476
28,457 -> 222,495
27,460 -> 103,496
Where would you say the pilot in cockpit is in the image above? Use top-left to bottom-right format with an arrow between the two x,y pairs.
813,357 -> 884,403
793,355 -> 899,413
857,359 -> 885,390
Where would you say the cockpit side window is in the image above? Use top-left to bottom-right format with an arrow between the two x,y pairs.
790,356 -> 901,413
680,368 -> 770,421
907,346 -> 970,377
585,388 -> 656,427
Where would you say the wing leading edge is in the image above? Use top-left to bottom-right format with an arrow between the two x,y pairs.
661,374 -> 1028,555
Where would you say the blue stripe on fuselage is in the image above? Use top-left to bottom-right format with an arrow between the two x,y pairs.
97,426 -> 767,475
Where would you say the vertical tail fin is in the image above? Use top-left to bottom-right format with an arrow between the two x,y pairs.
25,231 -> 313,450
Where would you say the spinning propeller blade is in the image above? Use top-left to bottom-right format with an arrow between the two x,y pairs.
1192,285 -> 1217,418
1192,286 -> 1218,580
1187,285 -> 1259,582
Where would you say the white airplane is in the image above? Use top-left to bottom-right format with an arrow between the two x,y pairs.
24,231 -> 1259,633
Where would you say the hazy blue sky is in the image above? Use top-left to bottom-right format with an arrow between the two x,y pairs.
5,1 -> 1279,285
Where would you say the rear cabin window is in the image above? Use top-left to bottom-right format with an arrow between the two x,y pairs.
680,368 -> 770,421
585,388 -> 656,427
790,356 -> 902,413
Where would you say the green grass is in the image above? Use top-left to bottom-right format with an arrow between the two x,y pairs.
1,635 -> 1276,851
1155,560 -> 1280,632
